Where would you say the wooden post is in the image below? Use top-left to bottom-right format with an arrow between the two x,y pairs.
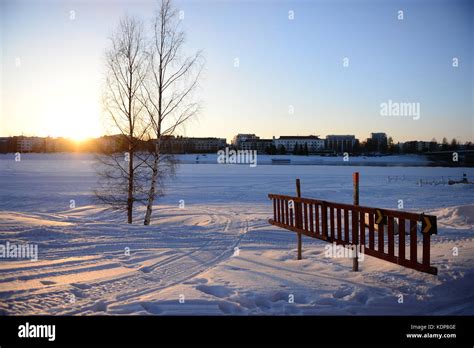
353,172 -> 359,206
353,172 -> 359,272
296,178 -> 302,260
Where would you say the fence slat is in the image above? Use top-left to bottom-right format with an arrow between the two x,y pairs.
337,208 -> 342,242
330,207 -> 335,240
378,221 -> 384,254
422,231 -> 430,266
352,210 -> 359,245
309,204 -> 314,233
399,218 -> 405,262
315,204 -> 320,235
344,209 -> 349,243
304,203 -> 308,231
281,199 -> 284,225
322,203 -> 328,239
277,199 -> 281,223
290,202 -> 294,226
388,216 -> 394,258
295,201 -> 300,229
410,220 -> 417,263
359,212 -> 365,247
273,198 -> 276,222
369,213 -> 374,250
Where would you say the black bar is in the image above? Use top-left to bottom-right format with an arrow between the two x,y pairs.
0,316 -> 471,345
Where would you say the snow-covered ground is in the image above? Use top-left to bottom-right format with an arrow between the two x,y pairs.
0,153 -> 473,315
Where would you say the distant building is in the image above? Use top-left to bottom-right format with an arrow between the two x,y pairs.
400,140 -> 438,153
151,136 -> 226,153
274,135 -> 325,153
371,132 -> 388,152
95,135 -> 127,153
16,136 -> 45,152
0,137 -> 11,153
184,137 -> 226,153
416,141 -> 438,152
160,135 -> 185,153
240,139 -> 273,153
416,141 -> 430,152
401,141 -> 418,153
231,134 -> 259,149
44,137 -> 79,152
325,135 -> 357,153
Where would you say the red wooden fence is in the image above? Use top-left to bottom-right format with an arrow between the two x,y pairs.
268,193 -> 438,275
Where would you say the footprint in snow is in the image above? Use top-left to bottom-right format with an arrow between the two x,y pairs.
71,282 -> 92,290
333,286 -> 354,299
196,285 -> 235,298
40,280 -> 56,285
183,278 -> 208,285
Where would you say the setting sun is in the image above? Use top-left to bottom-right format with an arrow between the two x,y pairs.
43,104 -> 103,141
2,64 -> 104,139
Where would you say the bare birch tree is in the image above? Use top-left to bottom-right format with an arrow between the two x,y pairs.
141,0 -> 204,225
96,15 -> 150,223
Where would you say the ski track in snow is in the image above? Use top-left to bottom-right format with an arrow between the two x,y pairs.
0,206 -> 248,315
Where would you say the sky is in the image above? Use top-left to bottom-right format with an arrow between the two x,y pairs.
0,0 -> 473,143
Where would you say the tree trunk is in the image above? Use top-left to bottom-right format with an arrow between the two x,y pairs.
143,152 -> 159,225
127,146 -> 134,224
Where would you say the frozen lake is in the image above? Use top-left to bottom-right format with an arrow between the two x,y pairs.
0,153 -> 473,315
0,153 -> 473,213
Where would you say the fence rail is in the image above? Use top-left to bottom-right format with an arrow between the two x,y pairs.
268,193 -> 437,275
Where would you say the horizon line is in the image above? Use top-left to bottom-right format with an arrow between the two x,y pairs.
0,133 -> 468,144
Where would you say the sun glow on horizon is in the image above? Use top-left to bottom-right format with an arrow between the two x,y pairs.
30,101 -> 103,141
3,64 -> 105,140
